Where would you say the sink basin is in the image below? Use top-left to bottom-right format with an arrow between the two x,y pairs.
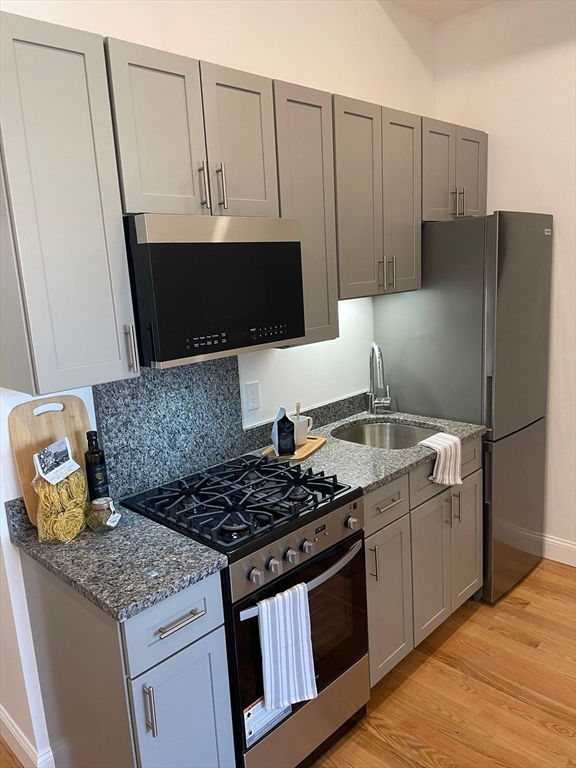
332,422 -> 438,450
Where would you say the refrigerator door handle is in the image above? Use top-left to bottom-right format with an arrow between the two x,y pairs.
485,375 -> 494,431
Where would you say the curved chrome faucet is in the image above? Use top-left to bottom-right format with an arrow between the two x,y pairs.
368,342 -> 391,415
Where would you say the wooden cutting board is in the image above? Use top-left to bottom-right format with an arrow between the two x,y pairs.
8,395 -> 92,526
262,435 -> 326,462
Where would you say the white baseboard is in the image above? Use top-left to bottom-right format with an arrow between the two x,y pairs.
0,706 -> 54,768
541,532 -> 576,567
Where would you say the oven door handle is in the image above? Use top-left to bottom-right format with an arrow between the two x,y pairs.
239,540 -> 362,622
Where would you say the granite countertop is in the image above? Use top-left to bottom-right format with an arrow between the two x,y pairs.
5,409 -> 485,623
296,411 -> 487,494
5,498 -> 227,622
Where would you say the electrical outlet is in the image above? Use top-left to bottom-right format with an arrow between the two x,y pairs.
245,381 -> 260,411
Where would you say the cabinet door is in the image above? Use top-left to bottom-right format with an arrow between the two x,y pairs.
422,117 -> 456,222
411,493 -> 452,646
106,38 -> 208,216
274,81 -> 339,345
200,62 -> 278,217
450,469 -> 483,612
130,627 -> 235,768
382,107 -> 421,293
333,95 -> 383,299
456,125 -> 487,217
0,12 -> 138,394
366,515 -> 413,687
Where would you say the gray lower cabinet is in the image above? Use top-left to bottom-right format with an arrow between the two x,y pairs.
382,107 -> 422,294
449,469 -> 483,611
411,469 -> 483,646
130,627 -> 235,768
0,11 -> 139,395
274,81 -> 339,345
411,491 -> 452,646
366,514 -> 413,687
21,556 -> 234,768
106,38 -> 209,216
333,95 -> 383,299
201,61 -> 278,217
422,116 -> 487,221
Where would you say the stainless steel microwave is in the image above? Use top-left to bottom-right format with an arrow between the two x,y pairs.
125,215 -> 305,369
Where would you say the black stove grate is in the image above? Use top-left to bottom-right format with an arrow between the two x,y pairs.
121,455 -> 351,552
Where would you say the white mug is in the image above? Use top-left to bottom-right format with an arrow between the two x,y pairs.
291,415 -> 313,446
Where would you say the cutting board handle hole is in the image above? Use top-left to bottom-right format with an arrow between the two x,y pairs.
33,403 -> 64,416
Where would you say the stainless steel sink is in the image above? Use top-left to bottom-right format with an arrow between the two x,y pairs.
332,422 -> 438,450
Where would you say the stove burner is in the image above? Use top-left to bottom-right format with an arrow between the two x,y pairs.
121,455 -> 352,553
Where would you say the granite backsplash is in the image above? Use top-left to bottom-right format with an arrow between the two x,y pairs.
93,356 -> 367,499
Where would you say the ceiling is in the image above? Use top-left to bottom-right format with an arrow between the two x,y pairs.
387,0 -> 500,24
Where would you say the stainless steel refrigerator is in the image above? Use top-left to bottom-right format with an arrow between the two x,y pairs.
374,211 -> 553,602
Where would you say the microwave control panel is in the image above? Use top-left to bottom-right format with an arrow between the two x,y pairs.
186,324 -> 291,355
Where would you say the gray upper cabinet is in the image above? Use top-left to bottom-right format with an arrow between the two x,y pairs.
411,492 -> 452,646
366,514 -> 413,687
333,95 -> 383,299
274,81 -> 339,345
450,469 -> 483,611
422,117 -> 457,222
106,38 -> 208,216
422,117 -> 487,221
130,627 -> 235,768
0,12 -> 139,395
201,62 -> 278,217
382,107 -> 421,293
455,125 -> 487,218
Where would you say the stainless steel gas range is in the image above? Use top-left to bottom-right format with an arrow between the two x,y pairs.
122,455 -> 370,768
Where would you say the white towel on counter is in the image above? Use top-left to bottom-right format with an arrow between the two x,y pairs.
419,432 -> 463,485
258,583 -> 318,711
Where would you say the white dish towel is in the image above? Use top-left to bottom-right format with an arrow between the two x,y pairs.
419,432 -> 463,485
258,582 -> 318,711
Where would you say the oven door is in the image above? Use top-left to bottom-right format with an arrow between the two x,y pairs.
231,532 -> 367,751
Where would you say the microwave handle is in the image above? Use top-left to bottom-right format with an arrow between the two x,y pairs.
239,540 -> 362,622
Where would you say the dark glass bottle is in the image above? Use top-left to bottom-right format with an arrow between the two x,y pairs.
85,431 -> 109,502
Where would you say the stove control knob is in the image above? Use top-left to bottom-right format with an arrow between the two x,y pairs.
249,568 -> 265,586
285,548 -> 300,565
302,540 -> 315,556
267,557 -> 283,575
346,516 -> 359,531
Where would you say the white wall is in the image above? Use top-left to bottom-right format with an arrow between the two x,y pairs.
240,299 -> 374,427
0,0 -> 436,757
436,0 -> 576,564
0,386 -> 95,767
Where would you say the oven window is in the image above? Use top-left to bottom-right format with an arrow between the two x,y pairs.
232,534 -> 367,735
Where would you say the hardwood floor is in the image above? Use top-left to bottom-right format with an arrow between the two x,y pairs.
0,738 -> 22,768
314,559 -> 576,768
2,560 -> 574,768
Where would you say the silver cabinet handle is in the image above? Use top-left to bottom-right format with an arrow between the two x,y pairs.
452,188 -> 459,216
199,160 -> 211,209
454,492 -> 462,522
376,497 -> 403,515
216,162 -> 229,209
445,496 -> 454,526
143,685 -> 158,737
378,260 -> 385,293
392,256 -> 397,291
124,325 -> 139,374
158,608 -> 206,639
458,188 -> 466,217
369,544 -> 380,581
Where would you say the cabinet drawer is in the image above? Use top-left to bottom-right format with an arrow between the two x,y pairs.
409,437 -> 482,510
122,572 -> 224,678
364,474 -> 410,537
